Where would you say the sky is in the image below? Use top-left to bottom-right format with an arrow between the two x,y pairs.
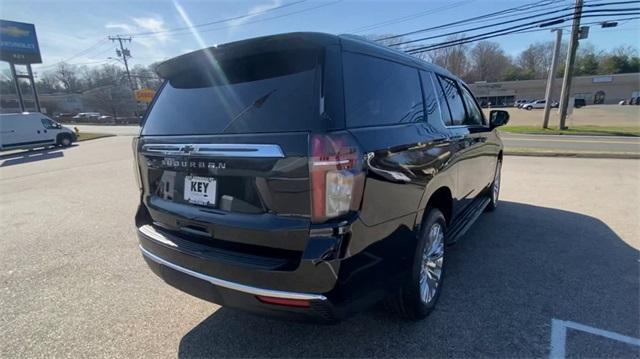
1,0 -> 639,76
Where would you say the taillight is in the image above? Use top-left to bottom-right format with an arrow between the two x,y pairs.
310,133 -> 365,223
132,137 -> 142,190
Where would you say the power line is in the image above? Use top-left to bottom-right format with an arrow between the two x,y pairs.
392,3 -> 639,47
374,0 -> 573,39
403,8 -> 640,53
36,39 -> 112,70
129,0 -> 307,37
379,0 -> 638,43
406,0 -> 574,33
391,5 -> 577,47
406,12 -> 640,54
347,0 -> 474,33
377,0 -> 557,42
135,0 -> 343,39
505,15 -> 640,34
407,14 -> 640,54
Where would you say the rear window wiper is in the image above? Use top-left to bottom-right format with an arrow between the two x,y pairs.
221,89 -> 277,133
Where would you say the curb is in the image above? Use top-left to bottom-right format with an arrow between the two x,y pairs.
500,132 -> 640,139
76,134 -> 117,142
504,150 -> 640,159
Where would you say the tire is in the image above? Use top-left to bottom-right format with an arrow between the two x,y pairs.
57,134 -> 72,147
486,159 -> 502,212
525,106 -> 532,110
388,208 -> 446,320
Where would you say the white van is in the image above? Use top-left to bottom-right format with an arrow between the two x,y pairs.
0,112 -> 77,151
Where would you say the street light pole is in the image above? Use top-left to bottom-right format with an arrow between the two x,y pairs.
558,0 -> 584,129
543,29 -> 563,129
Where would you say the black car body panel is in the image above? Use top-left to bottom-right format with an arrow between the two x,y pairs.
133,32 -> 504,322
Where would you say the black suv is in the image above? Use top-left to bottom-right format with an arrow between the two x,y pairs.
133,32 -> 509,322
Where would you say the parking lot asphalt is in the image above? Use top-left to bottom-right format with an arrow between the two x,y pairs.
1,137 -> 639,358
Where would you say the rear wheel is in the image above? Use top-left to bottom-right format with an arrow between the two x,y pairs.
486,160 -> 501,212
388,208 -> 446,320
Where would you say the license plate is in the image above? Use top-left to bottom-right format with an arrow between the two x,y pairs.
184,176 -> 217,206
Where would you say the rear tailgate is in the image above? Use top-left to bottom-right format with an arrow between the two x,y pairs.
138,132 -> 311,252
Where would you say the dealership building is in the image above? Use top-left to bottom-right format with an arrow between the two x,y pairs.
468,72 -> 640,107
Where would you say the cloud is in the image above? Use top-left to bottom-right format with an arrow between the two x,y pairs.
105,22 -> 134,33
133,17 -> 169,42
229,0 -> 282,27
105,15 -> 170,48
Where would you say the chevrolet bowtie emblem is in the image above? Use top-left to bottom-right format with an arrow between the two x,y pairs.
181,145 -> 195,154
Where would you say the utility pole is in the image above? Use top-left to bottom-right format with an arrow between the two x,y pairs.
108,35 -> 135,90
558,0 -> 583,129
542,29 -> 563,129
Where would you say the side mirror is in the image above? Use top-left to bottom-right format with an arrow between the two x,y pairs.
489,110 -> 509,129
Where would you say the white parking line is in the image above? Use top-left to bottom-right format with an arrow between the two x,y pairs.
550,319 -> 640,359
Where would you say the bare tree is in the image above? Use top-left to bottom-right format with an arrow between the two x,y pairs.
53,63 -> 82,93
83,85 -> 136,119
82,64 -> 126,89
36,71 -> 61,93
131,64 -> 162,90
467,41 -> 511,82
417,36 -> 469,78
517,41 -> 567,79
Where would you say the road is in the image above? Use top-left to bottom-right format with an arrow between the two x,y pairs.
72,124 -> 640,155
1,137 -> 638,358
501,132 -> 640,154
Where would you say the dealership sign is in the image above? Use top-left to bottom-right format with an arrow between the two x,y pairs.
0,20 -> 42,64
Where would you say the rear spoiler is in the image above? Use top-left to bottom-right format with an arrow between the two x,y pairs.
155,32 -> 339,80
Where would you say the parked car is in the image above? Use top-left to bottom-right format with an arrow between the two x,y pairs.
514,99 -> 528,108
0,112 -> 76,151
523,100 -> 546,110
72,112 -> 101,121
574,98 -> 586,108
133,32 -> 508,322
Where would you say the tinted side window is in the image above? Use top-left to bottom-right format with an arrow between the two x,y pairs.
460,85 -> 485,126
419,71 -> 445,126
431,74 -> 453,126
437,75 -> 466,126
41,118 -> 56,129
343,52 -> 423,128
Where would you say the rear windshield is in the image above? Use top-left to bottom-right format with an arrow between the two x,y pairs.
142,50 -> 320,135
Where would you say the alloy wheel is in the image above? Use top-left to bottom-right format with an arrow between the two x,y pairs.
419,222 -> 444,304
